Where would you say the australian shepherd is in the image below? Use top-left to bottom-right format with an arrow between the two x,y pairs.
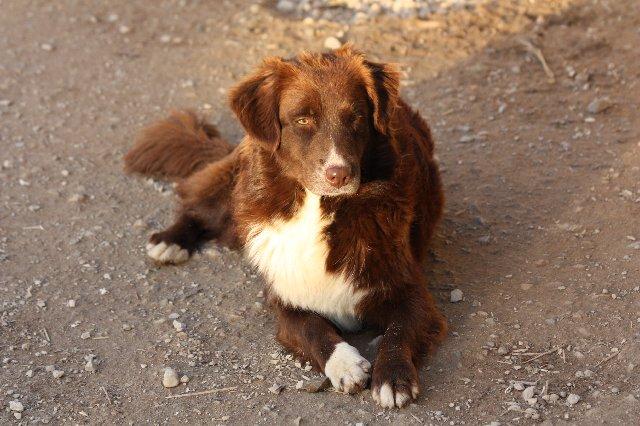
124,45 -> 446,408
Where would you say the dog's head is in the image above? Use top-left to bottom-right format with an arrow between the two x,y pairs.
229,45 -> 399,197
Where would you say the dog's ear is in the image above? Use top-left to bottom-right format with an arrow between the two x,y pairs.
229,57 -> 290,151
363,60 -> 400,136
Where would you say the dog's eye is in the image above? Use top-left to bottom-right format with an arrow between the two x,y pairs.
295,117 -> 310,125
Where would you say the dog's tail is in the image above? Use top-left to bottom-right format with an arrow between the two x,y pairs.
124,110 -> 233,180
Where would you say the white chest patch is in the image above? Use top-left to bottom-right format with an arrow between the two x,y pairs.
245,191 -> 364,331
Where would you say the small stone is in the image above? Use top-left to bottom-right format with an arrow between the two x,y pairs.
122,323 -> 132,331
159,34 -> 171,43
9,400 -> 24,412
522,386 -> 536,400
299,377 -> 331,393
162,367 -> 180,388
324,36 -> 342,50
80,331 -> 91,340
14,412 -> 22,420
587,97 -> 613,114
180,375 -> 189,384
67,299 -> 76,307
566,393 -> 580,405
84,359 -> 96,373
118,25 -> 131,34
68,193 -> 87,203
269,382 -> 285,394
41,43 -> 54,51
450,289 -> 463,303
52,369 -> 65,379
173,320 -> 186,332
497,345 -> 510,355
276,0 -> 295,12
26,369 -> 33,377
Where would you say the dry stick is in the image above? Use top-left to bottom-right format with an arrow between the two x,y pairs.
165,386 -> 237,399
594,350 -> 621,370
517,38 -> 555,83
101,386 -> 112,405
522,347 -> 559,364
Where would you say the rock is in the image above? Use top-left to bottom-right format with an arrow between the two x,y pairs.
180,375 -> 189,384
276,0 -> 295,13
84,359 -> 96,373
9,400 -> 24,412
587,97 -> 613,114
299,376 -> 331,393
269,382 -> 285,394
497,345 -> 510,355
80,331 -> 91,339
52,369 -> 65,379
324,36 -> 342,50
163,367 -> 180,388
173,320 -> 186,332
566,393 -> 580,405
522,386 -> 536,400
450,289 -> 463,303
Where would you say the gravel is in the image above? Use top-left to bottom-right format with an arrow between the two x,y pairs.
566,393 -> 581,406
273,0 -> 481,22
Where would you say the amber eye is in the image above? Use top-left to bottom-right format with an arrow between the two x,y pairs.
295,117 -> 310,125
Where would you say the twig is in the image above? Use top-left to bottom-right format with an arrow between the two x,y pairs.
42,328 -> 51,343
594,350 -> 621,369
23,225 -> 45,230
101,386 -> 112,405
165,386 -> 237,399
92,336 -> 110,340
517,38 -> 555,83
522,347 -> 559,364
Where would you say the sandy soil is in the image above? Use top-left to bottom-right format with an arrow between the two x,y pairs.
1,0 -> 639,424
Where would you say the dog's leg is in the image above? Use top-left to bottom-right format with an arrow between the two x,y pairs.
370,288 -> 446,408
146,213 -> 207,264
274,304 -> 371,394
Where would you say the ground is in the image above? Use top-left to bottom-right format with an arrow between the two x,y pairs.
1,0 -> 639,424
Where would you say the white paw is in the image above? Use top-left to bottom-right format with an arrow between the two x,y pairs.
324,342 -> 370,394
146,241 -> 189,264
372,382 -> 419,409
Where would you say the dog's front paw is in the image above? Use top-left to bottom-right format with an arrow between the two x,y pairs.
324,342 -> 371,394
146,238 -> 189,264
371,359 -> 419,408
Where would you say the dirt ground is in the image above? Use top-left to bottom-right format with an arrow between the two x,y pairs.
1,0 -> 639,424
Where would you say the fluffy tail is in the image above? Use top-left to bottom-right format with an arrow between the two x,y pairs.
124,110 -> 233,180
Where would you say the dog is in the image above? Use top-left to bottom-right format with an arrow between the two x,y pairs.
124,45 -> 447,408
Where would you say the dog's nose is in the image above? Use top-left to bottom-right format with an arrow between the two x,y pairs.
325,166 -> 351,188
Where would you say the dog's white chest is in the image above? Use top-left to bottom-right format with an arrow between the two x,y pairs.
245,192 -> 363,331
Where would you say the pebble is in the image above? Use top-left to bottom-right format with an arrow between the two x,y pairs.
299,377 -> 331,393
52,369 -> 65,379
522,386 -> 536,400
587,97 -> 613,114
173,320 -> 186,332
450,289 -> 463,303
566,393 -> 581,406
180,375 -> 190,384
269,382 -> 285,394
323,36 -> 342,50
162,367 -> 180,388
80,331 -> 91,340
9,400 -> 24,412
84,359 -> 96,373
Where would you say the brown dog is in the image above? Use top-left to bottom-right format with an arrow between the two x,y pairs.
124,45 -> 446,408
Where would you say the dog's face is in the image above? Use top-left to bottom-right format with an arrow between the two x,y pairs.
230,46 -> 399,197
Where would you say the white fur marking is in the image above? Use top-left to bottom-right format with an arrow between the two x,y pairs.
324,342 -> 370,394
146,241 -> 189,264
326,146 -> 348,168
372,382 -> 415,409
245,191 -> 364,331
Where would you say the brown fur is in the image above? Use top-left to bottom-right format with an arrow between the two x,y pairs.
124,46 -> 447,407
124,110 -> 232,179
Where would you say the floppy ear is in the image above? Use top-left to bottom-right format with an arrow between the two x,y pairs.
229,57 -> 288,151
363,60 -> 400,136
